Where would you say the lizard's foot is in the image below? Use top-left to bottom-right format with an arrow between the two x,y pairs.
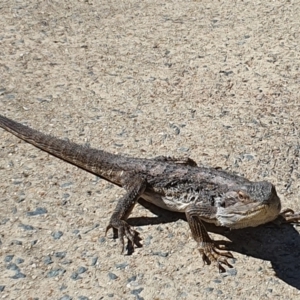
279,208 -> 300,223
105,220 -> 138,254
198,241 -> 234,273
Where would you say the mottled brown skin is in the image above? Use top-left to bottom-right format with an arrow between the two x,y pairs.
0,114 -> 299,272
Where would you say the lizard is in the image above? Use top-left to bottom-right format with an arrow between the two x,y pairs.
0,114 -> 299,272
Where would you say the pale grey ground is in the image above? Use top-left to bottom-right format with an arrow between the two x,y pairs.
1,0 -> 300,299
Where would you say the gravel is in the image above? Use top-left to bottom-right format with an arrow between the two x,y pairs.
1,0 -> 300,299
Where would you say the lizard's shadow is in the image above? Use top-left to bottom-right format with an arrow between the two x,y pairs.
128,199 -> 300,289
222,222 -> 300,289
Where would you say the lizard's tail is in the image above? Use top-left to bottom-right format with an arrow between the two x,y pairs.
0,114 -> 123,186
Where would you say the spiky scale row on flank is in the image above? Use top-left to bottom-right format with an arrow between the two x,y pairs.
0,114 -> 299,272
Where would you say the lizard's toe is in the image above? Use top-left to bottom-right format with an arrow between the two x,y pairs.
198,242 -> 234,272
279,208 -> 300,223
105,220 -> 137,254
117,222 -> 136,253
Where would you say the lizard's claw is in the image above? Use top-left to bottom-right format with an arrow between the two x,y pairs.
198,241 -> 234,273
279,208 -> 300,224
105,220 -> 137,254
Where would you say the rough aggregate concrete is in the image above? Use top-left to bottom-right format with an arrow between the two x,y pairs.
1,0 -> 300,299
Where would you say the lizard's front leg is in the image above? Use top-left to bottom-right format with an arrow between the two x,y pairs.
185,203 -> 233,272
106,176 -> 147,253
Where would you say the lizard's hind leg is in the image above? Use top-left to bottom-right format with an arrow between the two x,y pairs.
278,208 -> 300,224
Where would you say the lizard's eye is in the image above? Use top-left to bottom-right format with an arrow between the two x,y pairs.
238,191 -> 247,200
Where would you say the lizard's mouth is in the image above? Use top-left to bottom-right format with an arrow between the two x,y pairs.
216,195 -> 281,229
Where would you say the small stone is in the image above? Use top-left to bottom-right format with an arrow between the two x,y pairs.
11,272 -> 26,279
243,154 -> 254,161
18,194 -> 26,203
27,207 -> 48,216
11,240 -> 23,246
226,268 -> 237,276
115,262 -> 128,270
46,268 -> 66,278
131,288 -> 144,295
61,259 -> 73,265
15,258 -> 25,264
108,272 -> 118,280
98,237 -> 106,243
152,251 -> 169,257
44,256 -> 53,265
77,267 -> 87,274
36,98 -> 48,103
127,275 -> 137,283
78,297 -> 89,300
178,147 -> 189,152
169,123 -> 180,135
4,255 -> 14,262
60,182 -> 73,188
178,292 -> 188,298
1,218 -> 10,225
12,179 -> 23,185
70,272 -> 80,280
55,251 -> 67,259
6,263 -> 20,271
62,193 -> 70,199
90,257 -> 98,266
60,284 -> 67,291
19,224 -> 34,231
83,223 -> 99,234
52,231 -> 63,239
156,226 -> 163,232
144,236 -> 153,246
0,285 -> 5,292
59,296 -> 72,300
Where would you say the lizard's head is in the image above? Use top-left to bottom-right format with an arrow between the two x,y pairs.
242,181 -> 281,206
217,181 -> 282,229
